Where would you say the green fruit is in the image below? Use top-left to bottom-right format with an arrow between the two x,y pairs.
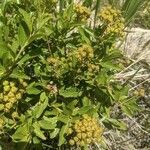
69,139 -> 75,145
8,92 -> 15,98
19,79 -> 24,84
22,82 -> 28,87
3,96 -> 9,102
16,93 -> 22,100
11,87 -> 18,93
81,133 -> 86,139
74,136 -> 79,142
5,102 -> 13,109
3,81 -> 9,86
12,112 -> 19,118
9,97 -> 16,103
10,82 -> 15,87
0,93 -> 3,99
77,133 -> 82,139
4,85 -> 10,92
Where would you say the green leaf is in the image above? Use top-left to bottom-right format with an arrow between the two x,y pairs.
58,124 -> 69,146
33,97 -> 48,119
58,114 -> 70,124
38,120 -> 56,130
122,0 -> 142,24
33,136 -> 40,144
12,123 -> 30,142
0,64 -> 5,76
10,69 -> 30,80
82,97 -> 91,106
50,128 -> 60,139
26,87 -> 41,95
19,8 -> 33,32
18,24 -> 28,47
33,122 -> 46,140
100,61 -> 121,71
77,106 -> 92,115
0,42 -> 14,58
78,27 -> 91,44
59,87 -> 81,98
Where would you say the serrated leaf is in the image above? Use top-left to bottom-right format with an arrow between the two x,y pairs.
19,9 -> 33,32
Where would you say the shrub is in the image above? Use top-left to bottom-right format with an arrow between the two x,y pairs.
0,0 -> 142,149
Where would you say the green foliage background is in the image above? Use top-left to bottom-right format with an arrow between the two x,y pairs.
0,0 -> 143,149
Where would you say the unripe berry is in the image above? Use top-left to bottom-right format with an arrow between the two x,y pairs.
10,82 -> 15,87
3,85 -> 10,92
87,132 -> 92,138
3,95 -> 9,102
16,93 -> 22,100
80,126 -> 86,132
4,108 -> 9,113
3,80 -> 9,86
12,112 -> 19,119
81,133 -> 86,139
11,87 -> 18,93
0,93 -> 3,99
83,114 -> 89,119
69,139 -> 75,145
86,138 -> 92,144
9,97 -> 16,103
5,102 -> 13,109
80,140 -> 85,146
22,82 -> 28,87
8,92 -> 15,98
74,136 -> 79,142
77,133 -> 82,139
19,79 -> 24,84
67,128 -> 73,134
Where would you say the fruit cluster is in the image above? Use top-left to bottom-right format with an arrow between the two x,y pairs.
87,63 -> 99,73
99,5 -> 125,36
133,88 -> 145,97
69,115 -> 103,147
75,44 -> 94,62
47,57 -> 61,67
0,80 -> 27,113
74,4 -> 91,21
